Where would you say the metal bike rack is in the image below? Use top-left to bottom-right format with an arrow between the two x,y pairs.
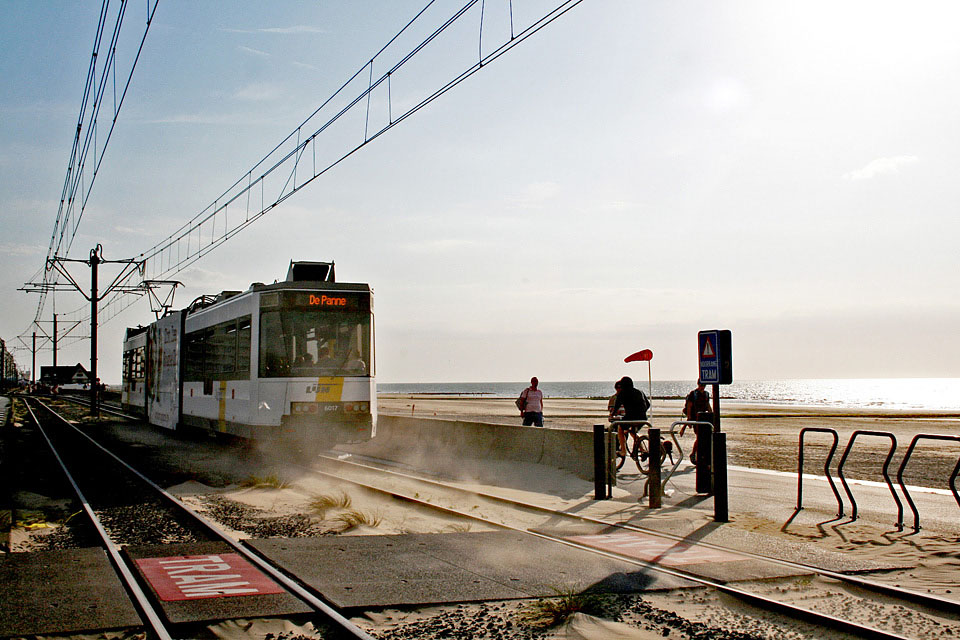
896,434 -> 960,531
796,427 -> 843,517
836,430 -> 903,530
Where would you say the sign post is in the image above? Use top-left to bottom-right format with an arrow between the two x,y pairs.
697,329 -> 732,522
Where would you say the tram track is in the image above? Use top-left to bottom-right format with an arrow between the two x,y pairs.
308,451 -> 960,640
17,397 -> 959,638
20,397 -> 375,640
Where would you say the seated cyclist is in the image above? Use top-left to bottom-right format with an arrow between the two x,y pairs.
611,376 -> 649,456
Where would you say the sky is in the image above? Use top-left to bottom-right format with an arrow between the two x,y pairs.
2,0 -> 959,384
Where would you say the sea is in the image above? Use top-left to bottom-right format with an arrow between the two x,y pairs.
379,378 -> 960,411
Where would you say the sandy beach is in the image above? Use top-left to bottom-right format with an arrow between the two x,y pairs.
379,394 -> 960,487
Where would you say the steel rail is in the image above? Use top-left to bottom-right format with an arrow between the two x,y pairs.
23,398 -> 174,640
308,455 -> 917,639
317,452 -> 960,615
52,393 -> 136,420
31,399 -> 376,640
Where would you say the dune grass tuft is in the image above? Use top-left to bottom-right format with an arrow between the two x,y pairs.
332,509 -> 382,531
240,474 -> 289,489
309,491 -> 352,517
517,588 -> 607,628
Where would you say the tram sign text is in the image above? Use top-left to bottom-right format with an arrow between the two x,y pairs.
308,294 -> 347,307
263,290 -> 370,313
698,329 -> 733,385
136,553 -> 285,601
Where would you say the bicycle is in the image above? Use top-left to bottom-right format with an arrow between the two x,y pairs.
612,420 -> 671,474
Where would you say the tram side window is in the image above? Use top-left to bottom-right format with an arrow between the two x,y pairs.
131,346 -> 145,380
237,317 -> 251,375
209,323 -> 236,375
185,330 -> 207,381
184,316 -> 252,381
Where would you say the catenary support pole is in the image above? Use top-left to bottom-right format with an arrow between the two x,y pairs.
90,247 -> 100,417
52,314 -> 58,368
32,333 -> 37,385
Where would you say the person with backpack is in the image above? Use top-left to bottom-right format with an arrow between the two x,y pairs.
612,376 -> 651,455
516,376 -> 544,427
681,381 -> 712,464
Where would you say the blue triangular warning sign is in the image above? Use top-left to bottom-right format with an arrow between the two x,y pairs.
702,339 -> 715,358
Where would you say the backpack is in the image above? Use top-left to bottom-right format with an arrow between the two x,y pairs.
639,390 -> 651,413
515,390 -> 527,412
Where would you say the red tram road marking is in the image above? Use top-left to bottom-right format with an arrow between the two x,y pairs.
136,553 -> 285,601
566,532 -> 741,566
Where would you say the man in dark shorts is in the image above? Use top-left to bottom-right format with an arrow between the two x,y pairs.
612,376 -> 650,455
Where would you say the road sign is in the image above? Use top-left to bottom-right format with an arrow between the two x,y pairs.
698,329 -> 732,385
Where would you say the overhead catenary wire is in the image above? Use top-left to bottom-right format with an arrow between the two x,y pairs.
32,0 -> 160,327
29,0 -> 589,341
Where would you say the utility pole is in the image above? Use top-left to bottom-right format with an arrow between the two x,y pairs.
0,338 -> 6,391
32,333 -> 37,385
20,245 -> 143,417
90,247 -> 99,413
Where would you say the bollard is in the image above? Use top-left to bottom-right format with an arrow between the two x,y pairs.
695,422 -> 713,494
713,432 -> 728,522
648,428 -> 662,508
593,424 -> 608,499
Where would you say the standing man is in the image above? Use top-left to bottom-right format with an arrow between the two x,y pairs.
518,376 -> 544,427
683,381 -> 711,423
681,381 -> 711,464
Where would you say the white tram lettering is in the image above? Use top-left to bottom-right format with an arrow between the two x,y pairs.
180,582 -> 257,596
154,555 -> 259,596
174,574 -> 242,585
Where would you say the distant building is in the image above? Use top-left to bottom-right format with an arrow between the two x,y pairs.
39,363 -> 92,387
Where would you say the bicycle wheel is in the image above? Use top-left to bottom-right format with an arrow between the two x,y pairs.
632,435 -> 667,474
615,443 -> 626,470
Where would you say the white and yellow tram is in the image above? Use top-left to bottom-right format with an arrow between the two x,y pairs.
122,261 -> 375,446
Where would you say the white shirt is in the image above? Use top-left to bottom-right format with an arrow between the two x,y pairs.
522,387 -> 543,412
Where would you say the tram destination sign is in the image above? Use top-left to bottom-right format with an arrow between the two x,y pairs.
261,290 -> 370,312
698,329 -> 732,385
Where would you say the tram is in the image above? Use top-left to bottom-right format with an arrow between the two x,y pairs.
122,261 -> 375,446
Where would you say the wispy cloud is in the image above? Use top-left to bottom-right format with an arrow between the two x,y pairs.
238,45 -> 270,58
232,83 -> 280,102
114,225 -> 153,236
0,242 -> 45,257
401,238 -> 480,253
222,25 -> 327,35
510,181 -> 560,208
139,111 -> 282,126
843,155 -> 919,181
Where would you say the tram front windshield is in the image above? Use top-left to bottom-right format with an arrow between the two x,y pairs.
260,305 -> 372,378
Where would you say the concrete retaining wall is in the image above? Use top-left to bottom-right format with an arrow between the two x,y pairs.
338,414 -> 598,481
